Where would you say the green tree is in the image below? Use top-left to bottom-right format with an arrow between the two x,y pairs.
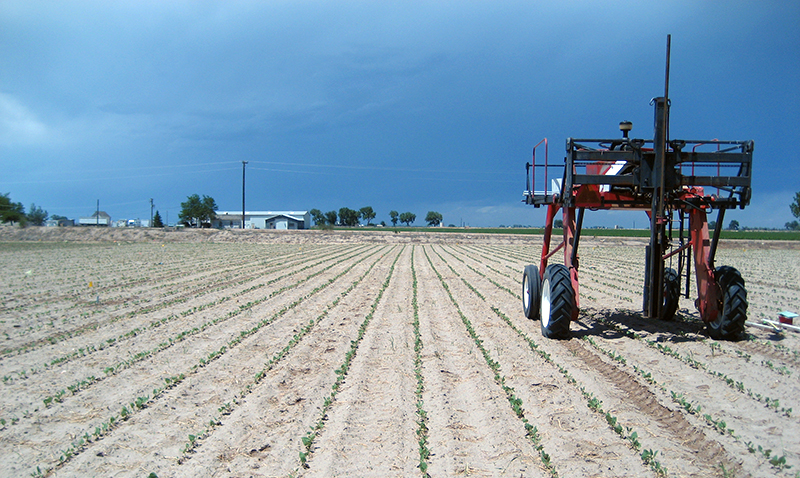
727,219 -> 739,231
786,220 -> 800,231
425,211 -> 442,226
338,207 -> 360,227
0,193 -> 25,225
399,212 -> 416,226
554,219 -> 564,228
152,210 -> 164,228
359,206 -> 376,226
791,192 -> 800,219
179,194 -> 217,228
389,210 -> 399,227
309,209 -> 325,226
26,203 -> 48,226
324,210 -> 337,226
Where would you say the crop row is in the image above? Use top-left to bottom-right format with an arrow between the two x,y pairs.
580,335 -> 793,472
295,249 -> 402,471
179,247 -> 398,464
28,246 -> 392,477
0,242 -> 281,305
428,246 -> 676,475
3,245 -> 383,429
590,314 -> 794,417
423,247 -> 558,475
0,242 -> 317,340
0,244 -> 369,391
1,241 -> 796,477
0,244 -> 347,354
451,244 -> 799,386
433,244 -> 797,475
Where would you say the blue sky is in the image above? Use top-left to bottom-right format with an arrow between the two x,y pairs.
2,1 -> 798,228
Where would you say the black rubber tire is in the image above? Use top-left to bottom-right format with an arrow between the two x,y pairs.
522,265 -> 541,320
540,264 -> 574,339
661,267 -> 680,321
708,266 -> 748,341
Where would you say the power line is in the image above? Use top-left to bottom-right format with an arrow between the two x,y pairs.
247,159 -> 513,175
0,167 -> 241,185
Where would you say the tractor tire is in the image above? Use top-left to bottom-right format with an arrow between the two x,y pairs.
708,266 -> 748,341
522,265 -> 541,320
661,267 -> 680,321
540,264 -> 574,339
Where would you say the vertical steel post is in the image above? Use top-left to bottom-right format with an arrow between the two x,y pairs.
708,208 -> 725,271
540,203 -> 559,279
645,36 -> 671,318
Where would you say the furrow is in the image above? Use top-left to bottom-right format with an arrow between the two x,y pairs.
8,246 -> 388,478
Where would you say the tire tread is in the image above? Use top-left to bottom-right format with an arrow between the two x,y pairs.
541,264 -> 573,339
708,266 -> 748,341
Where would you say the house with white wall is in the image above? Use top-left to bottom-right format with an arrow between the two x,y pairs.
213,211 -> 310,230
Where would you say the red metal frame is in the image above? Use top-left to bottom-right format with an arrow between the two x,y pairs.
525,39 -> 751,328
538,180 -> 726,324
540,203 -> 581,321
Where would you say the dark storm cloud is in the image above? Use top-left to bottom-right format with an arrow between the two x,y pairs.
1,1 -> 798,227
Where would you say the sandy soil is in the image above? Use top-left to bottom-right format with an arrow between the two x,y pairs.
0,226 -> 798,477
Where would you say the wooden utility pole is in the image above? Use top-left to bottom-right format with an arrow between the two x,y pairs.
242,161 -> 248,229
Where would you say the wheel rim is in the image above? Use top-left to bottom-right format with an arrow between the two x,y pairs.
523,273 -> 531,308
541,277 -> 551,327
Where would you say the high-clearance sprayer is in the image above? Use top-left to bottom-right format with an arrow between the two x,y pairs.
521,35 -> 753,340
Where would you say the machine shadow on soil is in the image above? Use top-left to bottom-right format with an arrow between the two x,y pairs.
573,308 -> 706,344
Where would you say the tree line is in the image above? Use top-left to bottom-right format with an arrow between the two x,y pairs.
0,192 -> 177,228
1,193 -> 49,226
309,207 -> 443,228
24,189 -> 800,231
6,189 -> 800,230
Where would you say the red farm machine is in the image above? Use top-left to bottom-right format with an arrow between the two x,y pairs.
521,37 -> 753,340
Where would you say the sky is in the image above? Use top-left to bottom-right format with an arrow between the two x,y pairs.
1,1 -> 798,228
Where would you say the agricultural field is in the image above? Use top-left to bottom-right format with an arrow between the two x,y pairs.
0,233 -> 799,477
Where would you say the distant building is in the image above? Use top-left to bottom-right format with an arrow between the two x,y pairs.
213,211 -> 310,230
114,219 -> 149,228
45,218 -> 74,227
78,211 -> 111,227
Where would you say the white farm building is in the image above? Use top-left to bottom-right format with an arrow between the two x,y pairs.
78,211 -> 111,227
213,211 -> 310,230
